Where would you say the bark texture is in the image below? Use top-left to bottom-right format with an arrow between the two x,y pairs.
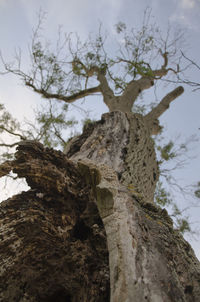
0,142 -> 109,302
79,160 -> 200,302
0,112 -> 200,302
65,111 -> 159,202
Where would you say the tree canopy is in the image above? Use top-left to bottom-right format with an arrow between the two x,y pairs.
0,9 -> 199,234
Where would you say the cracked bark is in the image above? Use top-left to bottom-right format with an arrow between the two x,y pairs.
0,112 -> 200,302
0,141 -> 109,302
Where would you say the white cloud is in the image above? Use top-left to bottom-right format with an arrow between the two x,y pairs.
180,0 -> 195,9
169,0 -> 200,30
0,0 -> 7,7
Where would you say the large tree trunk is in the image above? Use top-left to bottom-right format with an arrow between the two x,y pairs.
0,111 -> 200,302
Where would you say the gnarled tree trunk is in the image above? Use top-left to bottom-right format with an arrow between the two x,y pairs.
0,111 -> 200,302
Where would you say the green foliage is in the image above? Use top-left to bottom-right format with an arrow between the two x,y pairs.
157,141 -> 177,162
0,100 -> 78,153
0,104 -> 20,134
132,104 -> 147,114
115,22 -> 126,34
113,76 -> 127,91
13,7 -> 181,99
153,133 -> 199,235
155,181 -> 172,207
176,218 -> 191,234
82,118 -> 95,130
155,181 -> 192,234
195,190 -> 200,198
32,101 -> 78,149
0,103 -> 25,161
194,181 -> 200,199
173,206 -> 191,234
113,10 -> 159,82
31,41 -> 66,94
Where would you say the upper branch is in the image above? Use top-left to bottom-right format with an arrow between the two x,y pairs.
145,86 -> 184,121
71,59 -> 114,101
120,51 -> 179,109
97,71 -> 114,101
25,81 -> 101,103
121,76 -> 154,106
151,51 -> 179,78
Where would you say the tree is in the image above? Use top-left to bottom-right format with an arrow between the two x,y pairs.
0,11 -> 200,301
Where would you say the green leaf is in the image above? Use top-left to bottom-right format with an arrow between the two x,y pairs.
115,22 -> 126,34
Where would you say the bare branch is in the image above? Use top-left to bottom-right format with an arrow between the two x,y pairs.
25,81 -> 101,103
0,126 -> 26,140
145,86 -> 184,122
0,142 -> 20,148
181,51 -> 200,71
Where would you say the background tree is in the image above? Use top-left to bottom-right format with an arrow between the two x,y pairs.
0,9 -> 200,301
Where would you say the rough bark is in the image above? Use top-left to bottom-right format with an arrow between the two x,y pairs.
65,111 -> 159,202
79,160 -> 200,302
0,112 -> 200,302
0,141 -> 109,302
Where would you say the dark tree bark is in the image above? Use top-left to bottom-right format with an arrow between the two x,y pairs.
0,112 -> 200,302
0,141 -> 109,302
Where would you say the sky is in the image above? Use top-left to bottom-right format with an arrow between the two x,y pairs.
0,0 -> 200,258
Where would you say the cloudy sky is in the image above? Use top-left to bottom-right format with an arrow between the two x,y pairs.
0,0 -> 200,258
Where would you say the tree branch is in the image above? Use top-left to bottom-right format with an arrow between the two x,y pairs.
0,126 -> 26,140
73,59 -> 115,100
120,51 -> 179,108
0,142 -> 20,148
181,51 -> 200,71
121,76 -> 154,107
145,86 -> 184,122
25,81 -> 101,103
97,71 -> 115,101
151,50 -> 179,78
